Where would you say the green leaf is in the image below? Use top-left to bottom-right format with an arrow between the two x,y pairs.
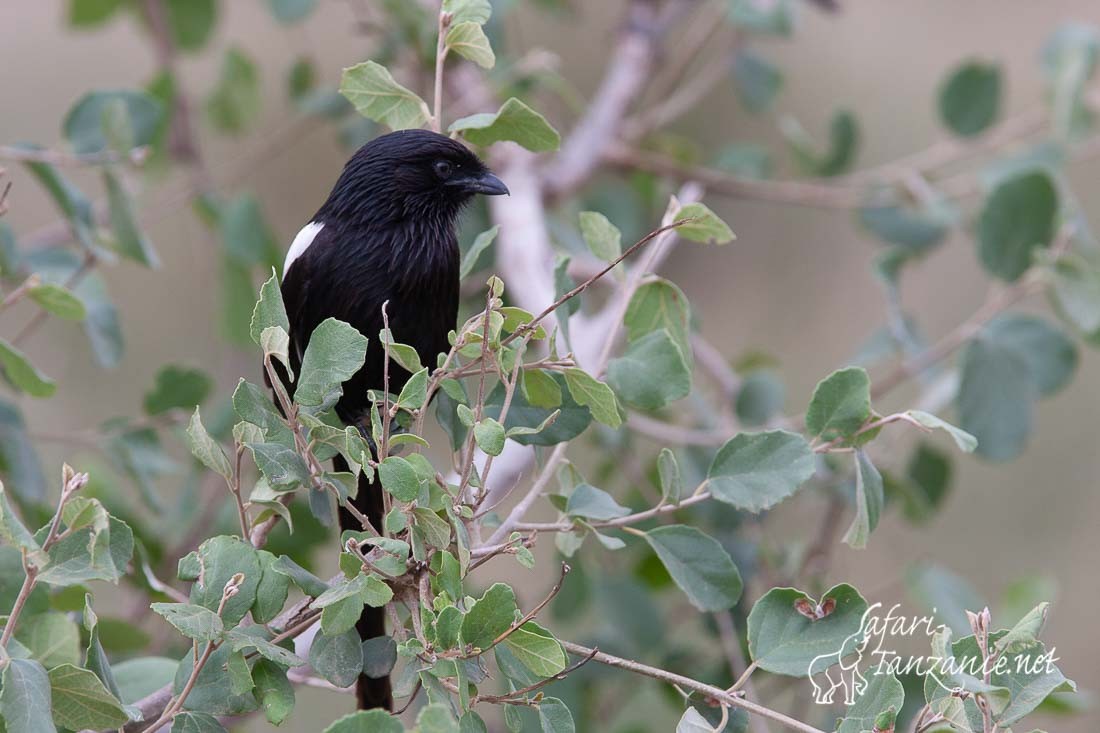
706,430 -> 815,512
270,555 -> 328,597
805,366 -> 871,439
413,509 -> 451,551
1042,249 -> 1100,332
164,0 -> 216,51
995,602 -> 1050,654
486,373 -> 589,446
644,525 -> 743,611
248,441 -> 310,487
378,328 -> 423,373
187,536 -> 261,626
418,704 -> 459,733
63,90 -> 163,154
104,424 -> 175,511
460,225 -> 498,279
233,379 -> 286,436
842,450 -> 884,550
396,366 -> 429,409
267,0 -> 316,24
939,61 -> 1001,136
538,697 -> 575,733
220,194 -> 279,267
733,50 -> 782,112
714,143 -> 773,178
309,628 -> 363,687
171,712 -> 227,733
38,516 -> 133,586
728,0 -> 792,36
230,655 -> 263,700
296,318 -> 368,408
15,611 -> 80,668
782,110 -> 859,177
673,202 -> 735,244
223,629 -> 305,668
579,211 -> 621,261
0,338 -> 56,397
907,411 -> 977,453
251,659 -> 295,725
323,710 -> 403,733
361,636 -> 397,681
0,400 -> 47,504
956,334 -> 1036,461
252,550 -> 291,624
461,583 -> 517,649
27,283 -> 85,321
517,372 -> 563,411
449,97 -> 561,152
607,329 -> 692,410
250,271 -> 291,344
676,707 -> 715,733
69,270 -> 124,366
446,22 -> 495,68
47,663 -> 129,729
287,56 -> 316,101
746,584 -> 868,676
859,203 -> 950,252
469,417 -> 504,456
186,408 -> 232,480
986,314 -> 1078,396
657,448 -> 682,504
144,365 -> 212,415
151,602 -> 225,642
81,596 -> 122,703
905,563 -> 985,635
563,368 -> 621,428
978,171 -> 1059,282
320,593 -> 364,636
112,657 -> 178,705
206,48 -> 261,133
624,278 -> 692,363
173,638 -> 258,716
21,158 -> 95,250
835,671 -> 904,733
502,622 -> 567,678
443,0 -> 491,25
339,60 -> 431,130
1042,23 -> 1100,138
565,483 -> 630,521
68,0 -> 124,27
1,658 -> 55,733
0,482 -> 46,566
735,370 -> 785,426
378,456 -> 420,502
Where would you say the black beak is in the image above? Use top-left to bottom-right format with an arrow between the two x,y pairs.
450,171 -> 509,196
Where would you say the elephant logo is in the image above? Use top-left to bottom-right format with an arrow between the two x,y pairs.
808,605 -> 883,706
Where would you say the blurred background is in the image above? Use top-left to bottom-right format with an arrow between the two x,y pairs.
1,1 -> 1098,730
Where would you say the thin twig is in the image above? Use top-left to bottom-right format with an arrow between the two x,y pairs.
558,640 -> 827,733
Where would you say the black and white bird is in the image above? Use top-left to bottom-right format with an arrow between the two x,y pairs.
277,129 -> 508,709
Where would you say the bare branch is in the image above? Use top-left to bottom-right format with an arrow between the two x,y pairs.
558,640 -> 828,733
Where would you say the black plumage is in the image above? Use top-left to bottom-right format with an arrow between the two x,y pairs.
278,129 -> 507,709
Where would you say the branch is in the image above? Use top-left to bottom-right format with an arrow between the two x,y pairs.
0,145 -> 148,167
558,640 -> 828,733
543,0 -> 663,197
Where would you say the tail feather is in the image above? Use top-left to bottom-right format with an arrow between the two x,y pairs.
334,454 -> 393,710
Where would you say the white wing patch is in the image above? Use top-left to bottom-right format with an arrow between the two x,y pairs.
283,221 -> 324,277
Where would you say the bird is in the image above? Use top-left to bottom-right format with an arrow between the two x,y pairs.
277,129 -> 508,709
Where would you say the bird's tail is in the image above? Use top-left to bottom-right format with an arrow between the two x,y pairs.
334,454 -> 393,710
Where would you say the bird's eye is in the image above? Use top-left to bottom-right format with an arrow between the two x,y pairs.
433,160 -> 454,178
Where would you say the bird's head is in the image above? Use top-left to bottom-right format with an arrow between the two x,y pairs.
321,129 -> 508,228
